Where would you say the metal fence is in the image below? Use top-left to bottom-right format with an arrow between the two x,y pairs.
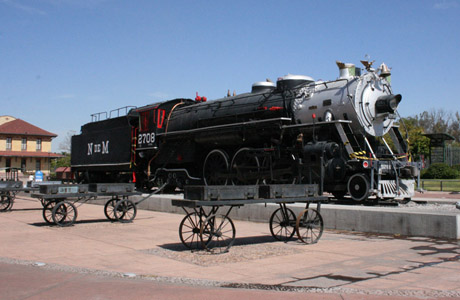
446,145 -> 460,166
420,179 -> 460,192
428,145 -> 460,167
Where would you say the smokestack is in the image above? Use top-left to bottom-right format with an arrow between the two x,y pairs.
336,61 -> 356,79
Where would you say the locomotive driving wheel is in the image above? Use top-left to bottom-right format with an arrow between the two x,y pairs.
269,206 -> 296,241
231,148 -> 260,185
347,173 -> 370,201
203,149 -> 229,185
296,208 -> 323,244
200,213 -> 236,253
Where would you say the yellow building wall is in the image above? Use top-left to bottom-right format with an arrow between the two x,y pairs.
42,138 -> 52,152
0,136 -> 52,152
0,116 -> 16,126
11,137 -> 21,151
0,135 -> 54,178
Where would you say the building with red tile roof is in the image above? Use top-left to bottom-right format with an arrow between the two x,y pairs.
0,116 -> 63,179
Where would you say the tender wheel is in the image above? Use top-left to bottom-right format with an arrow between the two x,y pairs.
347,173 -> 370,201
104,199 -> 118,221
52,201 -> 77,227
269,207 -> 296,241
231,148 -> 260,185
296,209 -> 323,244
0,194 -> 12,211
114,199 -> 137,223
203,149 -> 229,185
200,214 -> 235,253
179,212 -> 206,250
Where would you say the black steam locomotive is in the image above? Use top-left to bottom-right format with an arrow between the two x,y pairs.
71,60 -> 420,201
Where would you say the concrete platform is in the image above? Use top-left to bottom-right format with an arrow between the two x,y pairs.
0,195 -> 459,299
131,192 -> 460,240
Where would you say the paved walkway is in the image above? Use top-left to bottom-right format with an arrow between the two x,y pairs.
0,195 -> 459,299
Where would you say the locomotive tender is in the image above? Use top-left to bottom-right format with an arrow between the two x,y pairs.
71,59 -> 419,201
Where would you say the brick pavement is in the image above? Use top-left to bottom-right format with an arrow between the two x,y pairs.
0,195 -> 459,299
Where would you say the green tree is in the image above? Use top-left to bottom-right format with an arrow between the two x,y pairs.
396,117 -> 430,161
51,152 -> 71,170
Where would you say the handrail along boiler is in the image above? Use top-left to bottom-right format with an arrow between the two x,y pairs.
71,59 -> 420,202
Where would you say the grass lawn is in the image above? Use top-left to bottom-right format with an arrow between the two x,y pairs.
420,179 -> 460,192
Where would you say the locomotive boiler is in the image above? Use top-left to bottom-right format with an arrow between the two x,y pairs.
71,59 -> 420,201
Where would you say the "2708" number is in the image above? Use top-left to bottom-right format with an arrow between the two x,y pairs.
138,132 -> 155,145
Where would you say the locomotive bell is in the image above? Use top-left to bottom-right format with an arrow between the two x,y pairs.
379,63 -> 391,77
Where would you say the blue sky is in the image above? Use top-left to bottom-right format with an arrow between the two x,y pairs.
1,0 -> 459,151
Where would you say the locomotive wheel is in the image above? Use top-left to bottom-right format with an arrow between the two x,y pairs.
231,148 -> 260,185
179,212 -> 207,250
203,149 -> 229,185
347,173 -> 370,201
104,199 -> 119,221
200,214 -> 235,253
269,207 -> 296,241
296,209 -> 323,244
114,199 -> 137,223
0,194 -> 12,211
52,201 -> 78,227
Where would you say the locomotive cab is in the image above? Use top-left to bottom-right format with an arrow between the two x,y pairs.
128,98 -> 197,190
129,99 -> 195,152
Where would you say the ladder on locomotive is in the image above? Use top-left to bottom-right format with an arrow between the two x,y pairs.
388,126 -> 408,154
334,122 -> 361,157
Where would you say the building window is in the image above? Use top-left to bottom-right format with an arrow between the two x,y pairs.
36,139 -> 42,151
6,158 -> 11,170
6,137 -> 12,150
36,159 -> 41,171
22,138 -> 27,150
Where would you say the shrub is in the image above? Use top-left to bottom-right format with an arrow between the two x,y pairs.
452,165 -> 460,174
421,163 -> 458,179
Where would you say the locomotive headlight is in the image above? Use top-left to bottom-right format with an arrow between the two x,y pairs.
375,94 -> 402,114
